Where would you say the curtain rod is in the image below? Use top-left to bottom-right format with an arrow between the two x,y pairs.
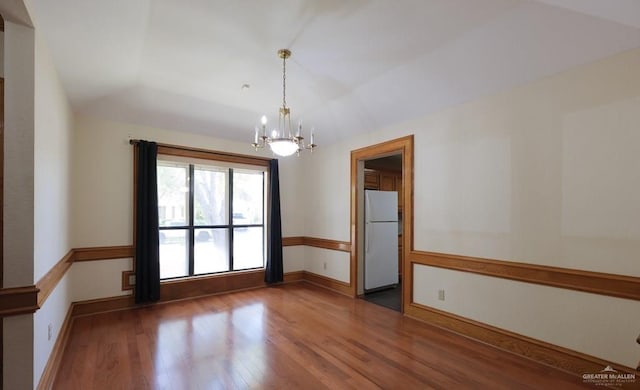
128,139 -> 272,162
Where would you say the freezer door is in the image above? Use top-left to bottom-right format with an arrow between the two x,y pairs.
364,221 -> 399,290
365,190 -> 398,222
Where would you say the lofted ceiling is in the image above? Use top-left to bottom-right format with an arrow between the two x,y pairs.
24,0 -> 640,145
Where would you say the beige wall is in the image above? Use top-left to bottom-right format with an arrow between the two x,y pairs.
301,137 -> 358,284
302,48 -> 640,367
0,31 -> 4,77
2,3 -> 74,386
408,48 -> 640,367
3,19 -> 35,390
3,21 -> 34,289
33,30 -> 73,281
70,115 -> 306,301
410,50 -> 640,276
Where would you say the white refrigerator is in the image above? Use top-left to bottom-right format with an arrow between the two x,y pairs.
364,190 -> 399,291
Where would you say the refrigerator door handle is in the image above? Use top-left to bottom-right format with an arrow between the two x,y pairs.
365,191 -> 370,253
365,191 -> 371,223
365,223 -> 370,253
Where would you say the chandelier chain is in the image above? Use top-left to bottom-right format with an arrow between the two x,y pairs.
282,54 -> 287,108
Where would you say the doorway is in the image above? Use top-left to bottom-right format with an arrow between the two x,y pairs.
349,135 -> 413,313
362,155 -> 402,311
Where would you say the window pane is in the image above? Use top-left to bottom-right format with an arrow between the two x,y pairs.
233,227 -> 264,270
233,171 -> 264,225
194,228 -> 229,274
158,163 -> 189,226
159,229 -> 188,279
194,166 -> 227,226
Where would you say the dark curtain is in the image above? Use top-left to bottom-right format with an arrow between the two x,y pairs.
134,141 -> 160,303
265,158 -> 284,283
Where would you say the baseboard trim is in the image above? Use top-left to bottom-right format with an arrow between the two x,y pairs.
283,270 -> 305,283
405,302 -> 637,378
159,269 -> 267,302
36,303 -> 74,390
71,270 -> 306,317
71,295 -> 136,317
303,271 -> 352,296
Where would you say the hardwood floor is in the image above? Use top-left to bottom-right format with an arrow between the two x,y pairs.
54,283 -> 592,389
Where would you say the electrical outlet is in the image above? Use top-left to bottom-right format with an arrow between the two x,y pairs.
129,274 -> 136,285
47,324 -> 52,341
438,289 -> 445,301
323,262 -> 327,270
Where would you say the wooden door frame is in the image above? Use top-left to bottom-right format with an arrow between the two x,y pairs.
350,135 -> 414,312
1,76 -> 5,387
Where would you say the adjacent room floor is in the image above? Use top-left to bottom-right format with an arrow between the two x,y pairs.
363,283 -> 401,312
53,283 -> 591,389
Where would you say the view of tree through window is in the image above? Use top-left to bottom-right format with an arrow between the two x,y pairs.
157,159 -> 266,279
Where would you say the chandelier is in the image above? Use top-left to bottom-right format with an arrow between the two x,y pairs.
251,49 -> 317,157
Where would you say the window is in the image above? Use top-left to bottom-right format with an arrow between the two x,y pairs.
157,157 -> 267,279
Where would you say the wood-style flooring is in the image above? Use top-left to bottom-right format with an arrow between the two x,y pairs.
54,282 -> 592,389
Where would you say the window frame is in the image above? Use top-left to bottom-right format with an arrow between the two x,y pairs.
154,144 -> 271,280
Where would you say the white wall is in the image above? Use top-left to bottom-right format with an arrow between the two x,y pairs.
304,247 -> 350,283
70,259 -> 132,301
304,48 -> 640,367
283,247 -> 304,273
31,26 -> 74,384
33,273 -> 71,384
414,264 -> 640,368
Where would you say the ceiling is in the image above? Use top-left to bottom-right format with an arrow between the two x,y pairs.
24,0 -> 640,145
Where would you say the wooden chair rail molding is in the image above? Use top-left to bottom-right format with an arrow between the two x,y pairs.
73,245 -> 134,261
36,251 -> 74,307
411,250 -> 640,301
2,238 -> 352,318
0,285 -> 39,316
282,236 -> 351,252
5,239 -> 638,318
0,246 -> 135,317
